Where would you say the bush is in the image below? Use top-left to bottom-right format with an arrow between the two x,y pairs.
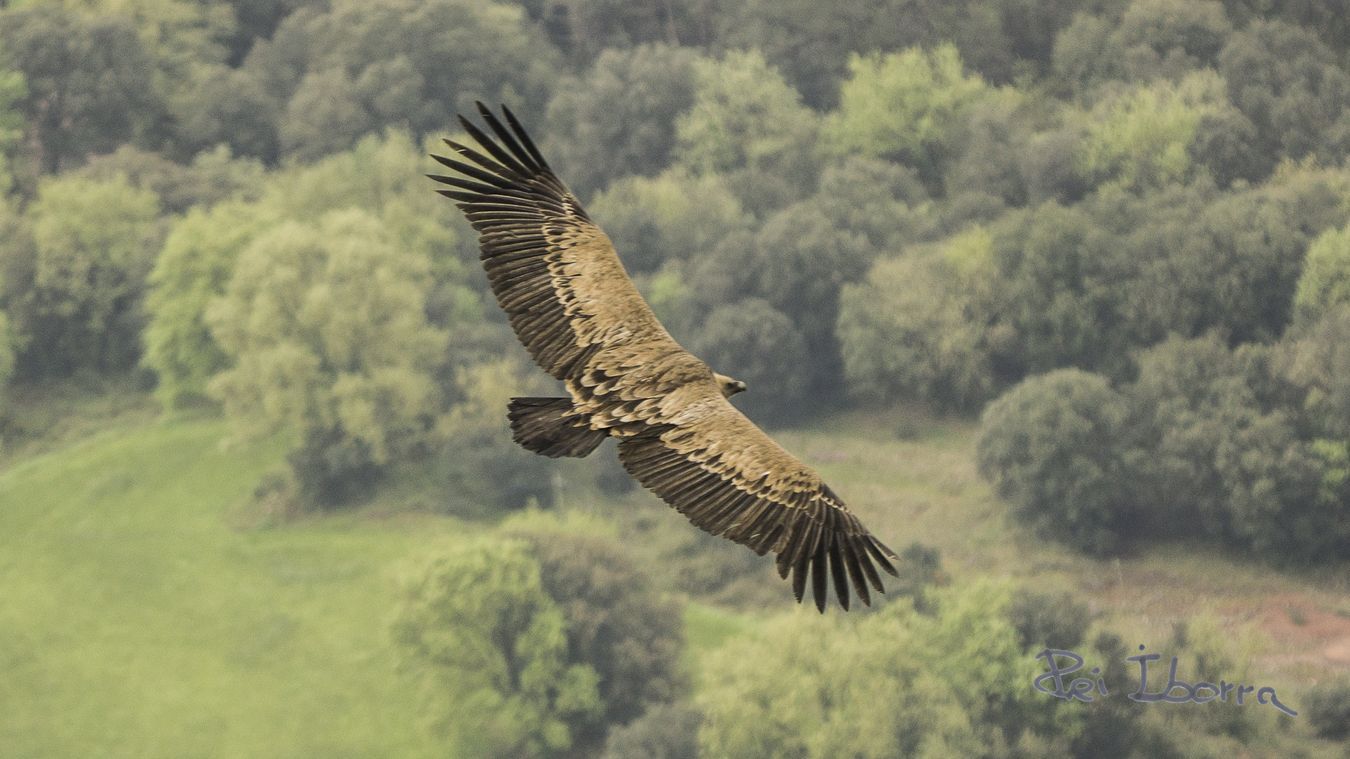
1008,589 -> 1090,652
976,369 -> 1134,554
1304,678 -> 1350,740
601,702 -> 701,759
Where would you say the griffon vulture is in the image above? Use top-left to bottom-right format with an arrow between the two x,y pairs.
429,103 -> 899,612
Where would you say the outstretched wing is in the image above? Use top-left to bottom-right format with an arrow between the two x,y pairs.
428,103 -> 680,380
617,386 -> 900,612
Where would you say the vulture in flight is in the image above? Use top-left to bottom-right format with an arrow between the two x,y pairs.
429,103 -> 899,612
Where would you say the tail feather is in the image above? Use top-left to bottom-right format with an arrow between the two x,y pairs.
507,397 -> 607,458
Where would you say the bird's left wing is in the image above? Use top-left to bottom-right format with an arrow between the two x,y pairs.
617,385 -> 900,612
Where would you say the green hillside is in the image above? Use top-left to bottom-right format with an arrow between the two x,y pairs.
3,410 -> 1346,757
0,418 -> 460,758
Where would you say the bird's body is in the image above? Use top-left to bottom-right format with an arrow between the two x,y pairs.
431,103 -> 899,611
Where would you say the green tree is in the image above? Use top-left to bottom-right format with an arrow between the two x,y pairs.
813,155 -> 933,252
838,231 -> 1001,411
393,538 -> 602,758
588,168 -> 749,274
1293,223 -> 1350,325
685,202 -> 873,411
1303,677 -> 1350,740
601,702 -> 700,759
1218,20 -> 1350,168
241,0 -> 558,162
144,201 -> 273,409
0,60 -> 23,194
534,0 -> 716,65
697,606 -> 980,758
440,358 -> 557,512
72,144 -> 265,214
674,50 -> 819,215
688,298 -> 811,424
170,63 -> 282,163
507,526 -> 685,752
543,43 -> 701,199
1280,305 -> 1350,439
0,6 -> 165,176
1075,71 -> 1225,190
991,202 -> 1130,378
1125,334 -> 1257,538
206,209 -> 448,505
823,44 -> 987,188
8,174 -> 162,377
697,580 -> 1050,757
278,67 -> 375,161
720,0 -> 1014,108
1113,0 -> 1232,81
976,369 -> 1134,554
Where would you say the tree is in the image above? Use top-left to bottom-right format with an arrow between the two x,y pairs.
602,702 -> 701,759
674,50 -> 819,215
533,0 -> 715,66
824,44 -> 988,189
278,67 -> 375,161
719,0 -> 1014,108
0,6 -> 165,176
0,61 -> 23,195
686,202 -> 873,411
543,44 -> 701,199
206,209 -> 448,505
1125,334 -> 1349,562
698,606 -> 980,758
697,581 -> 1051,757
171,63 -> 283,163
144,202 -> 273,409
393,538 -> 602,758
588,169 -> 749,274
688,298 -> 811,424
990,202 -> 1130,379
241,0 -> 559,162
1280,305 -> 1350,440
1218,20 -> 1350,169
439,358 -> 557,513
72,144 -> 265,214
976,369 -> 1134,554
812,155 -> 933,252
1113,0 -> 1232,81
1304,677 -> 1350,740
507,527 -> 685,752
1075,71 -> 1226,190
8,174 -> 162,378
1125,334 -> 1258,538
1293,223 -> 1350,325
838,233 -> 1000,411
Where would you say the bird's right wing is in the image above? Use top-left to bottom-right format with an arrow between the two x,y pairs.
429,103 -> 681,380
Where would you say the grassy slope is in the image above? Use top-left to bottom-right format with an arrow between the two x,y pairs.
3,407 -> 1346,757
0,418 -> 471,758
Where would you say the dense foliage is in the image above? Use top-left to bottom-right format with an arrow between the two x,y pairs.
1,1 -> 1347,755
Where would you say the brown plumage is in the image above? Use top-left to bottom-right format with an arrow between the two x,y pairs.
430,103 -> 899,611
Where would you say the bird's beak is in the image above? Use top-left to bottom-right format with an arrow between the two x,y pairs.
734,381 -> 747,394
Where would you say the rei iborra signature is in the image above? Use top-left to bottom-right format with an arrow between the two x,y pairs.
1032,646 -> 1297,717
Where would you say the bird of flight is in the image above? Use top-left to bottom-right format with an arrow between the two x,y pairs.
429,103 -> 899,612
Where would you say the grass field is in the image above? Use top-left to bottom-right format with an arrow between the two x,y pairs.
0,418 -> 468,758
2,406 -> 1346,756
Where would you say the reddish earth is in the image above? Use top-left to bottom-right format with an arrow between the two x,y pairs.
1230,593 -> 1350,674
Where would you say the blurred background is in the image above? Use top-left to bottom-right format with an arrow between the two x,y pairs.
1,0 -> 1348,756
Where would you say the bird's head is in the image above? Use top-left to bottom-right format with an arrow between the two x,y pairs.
714,372 -> 748,398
